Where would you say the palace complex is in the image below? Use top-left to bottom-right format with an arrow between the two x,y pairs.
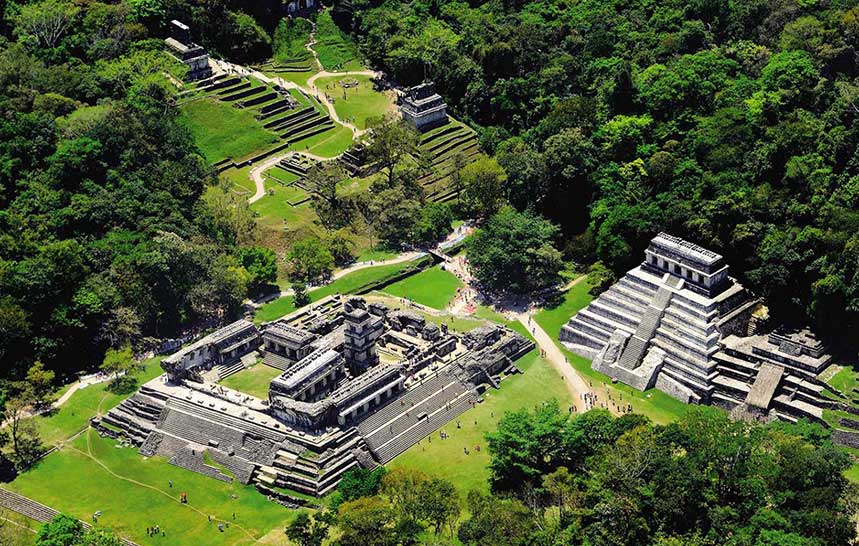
96,296 -> 532,501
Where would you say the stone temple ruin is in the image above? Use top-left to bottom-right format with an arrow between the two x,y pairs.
398,82 -> 448,132
560,233 -> 843,427
164,20 -> 212,81
96,296 -> 532,500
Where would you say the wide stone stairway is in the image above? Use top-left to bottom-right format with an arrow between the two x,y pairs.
358,370 -> 476,463
617,283 -> 675,370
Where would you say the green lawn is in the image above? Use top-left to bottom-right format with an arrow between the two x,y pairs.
381,264 -> 462,310
264,167 -> 301,185
35,357 -> 164,447
218,364 -> 282,399
533,280 -> 689,425
251,182 -> 312,229
316,75 -> 393,130
824,365 -> 858,394
390,348 -> 573,493
473,304 -> 513,325
266,68 -> 318,89
256,260 -> 427,322
218,165 -> 255,195
7,430 -> 298,546
179,98 -> 279,163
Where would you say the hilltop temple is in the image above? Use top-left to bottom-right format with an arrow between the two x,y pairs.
560,233 -> 840,426
398,82 -> 448,131
96,296 -> 532,503
164,20 -> 212,81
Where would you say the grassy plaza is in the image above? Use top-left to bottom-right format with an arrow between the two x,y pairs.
381,264 -> 463,310
7,429 -> 298,546
390,345 -> 572,493
316,74 -> 395,130
218,363 -> 284,400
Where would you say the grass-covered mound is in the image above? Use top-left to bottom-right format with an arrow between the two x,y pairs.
314,10 -> 361,70
180,98 -> 279,163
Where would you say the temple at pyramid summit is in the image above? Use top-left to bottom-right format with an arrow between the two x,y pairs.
559,233 -> 844,426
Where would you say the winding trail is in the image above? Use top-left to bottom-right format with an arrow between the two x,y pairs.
0,373 -> 118,430
238,22 -> 382,205
302,22 -> 379,136
305,69 -> 379,136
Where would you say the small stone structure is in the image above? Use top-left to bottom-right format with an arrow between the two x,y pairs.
101,295 -> 533,499
286,0 -> 317,15
398,82 -> 448,132
164,20 -> 212,81
560,232 -> 844,429
713,326 -> 833,423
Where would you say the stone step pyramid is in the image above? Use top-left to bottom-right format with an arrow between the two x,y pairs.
560,233 -> 758,404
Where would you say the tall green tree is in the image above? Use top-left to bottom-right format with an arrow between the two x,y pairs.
467,207 -> 563,293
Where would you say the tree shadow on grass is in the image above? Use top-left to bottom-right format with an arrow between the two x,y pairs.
105,376 -> 138,396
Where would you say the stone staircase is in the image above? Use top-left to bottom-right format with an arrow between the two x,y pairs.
214,360 -> 245,380
371,392 -> 474,464
616,285 -> 674,370
263,350 -> 294,371
358,370 -> 476,464
168,446 -> 233,483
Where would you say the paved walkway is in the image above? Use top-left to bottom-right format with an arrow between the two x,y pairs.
0,372 -> 117,429
302,24 -> 379,136
516,313 -> 588,406
229,24 -> 382,205
305,69 -> 379,136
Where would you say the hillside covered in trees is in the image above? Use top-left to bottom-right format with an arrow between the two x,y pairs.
336,0 -> 859,343
3,0 -> 859,385
0,0 -> 278,380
